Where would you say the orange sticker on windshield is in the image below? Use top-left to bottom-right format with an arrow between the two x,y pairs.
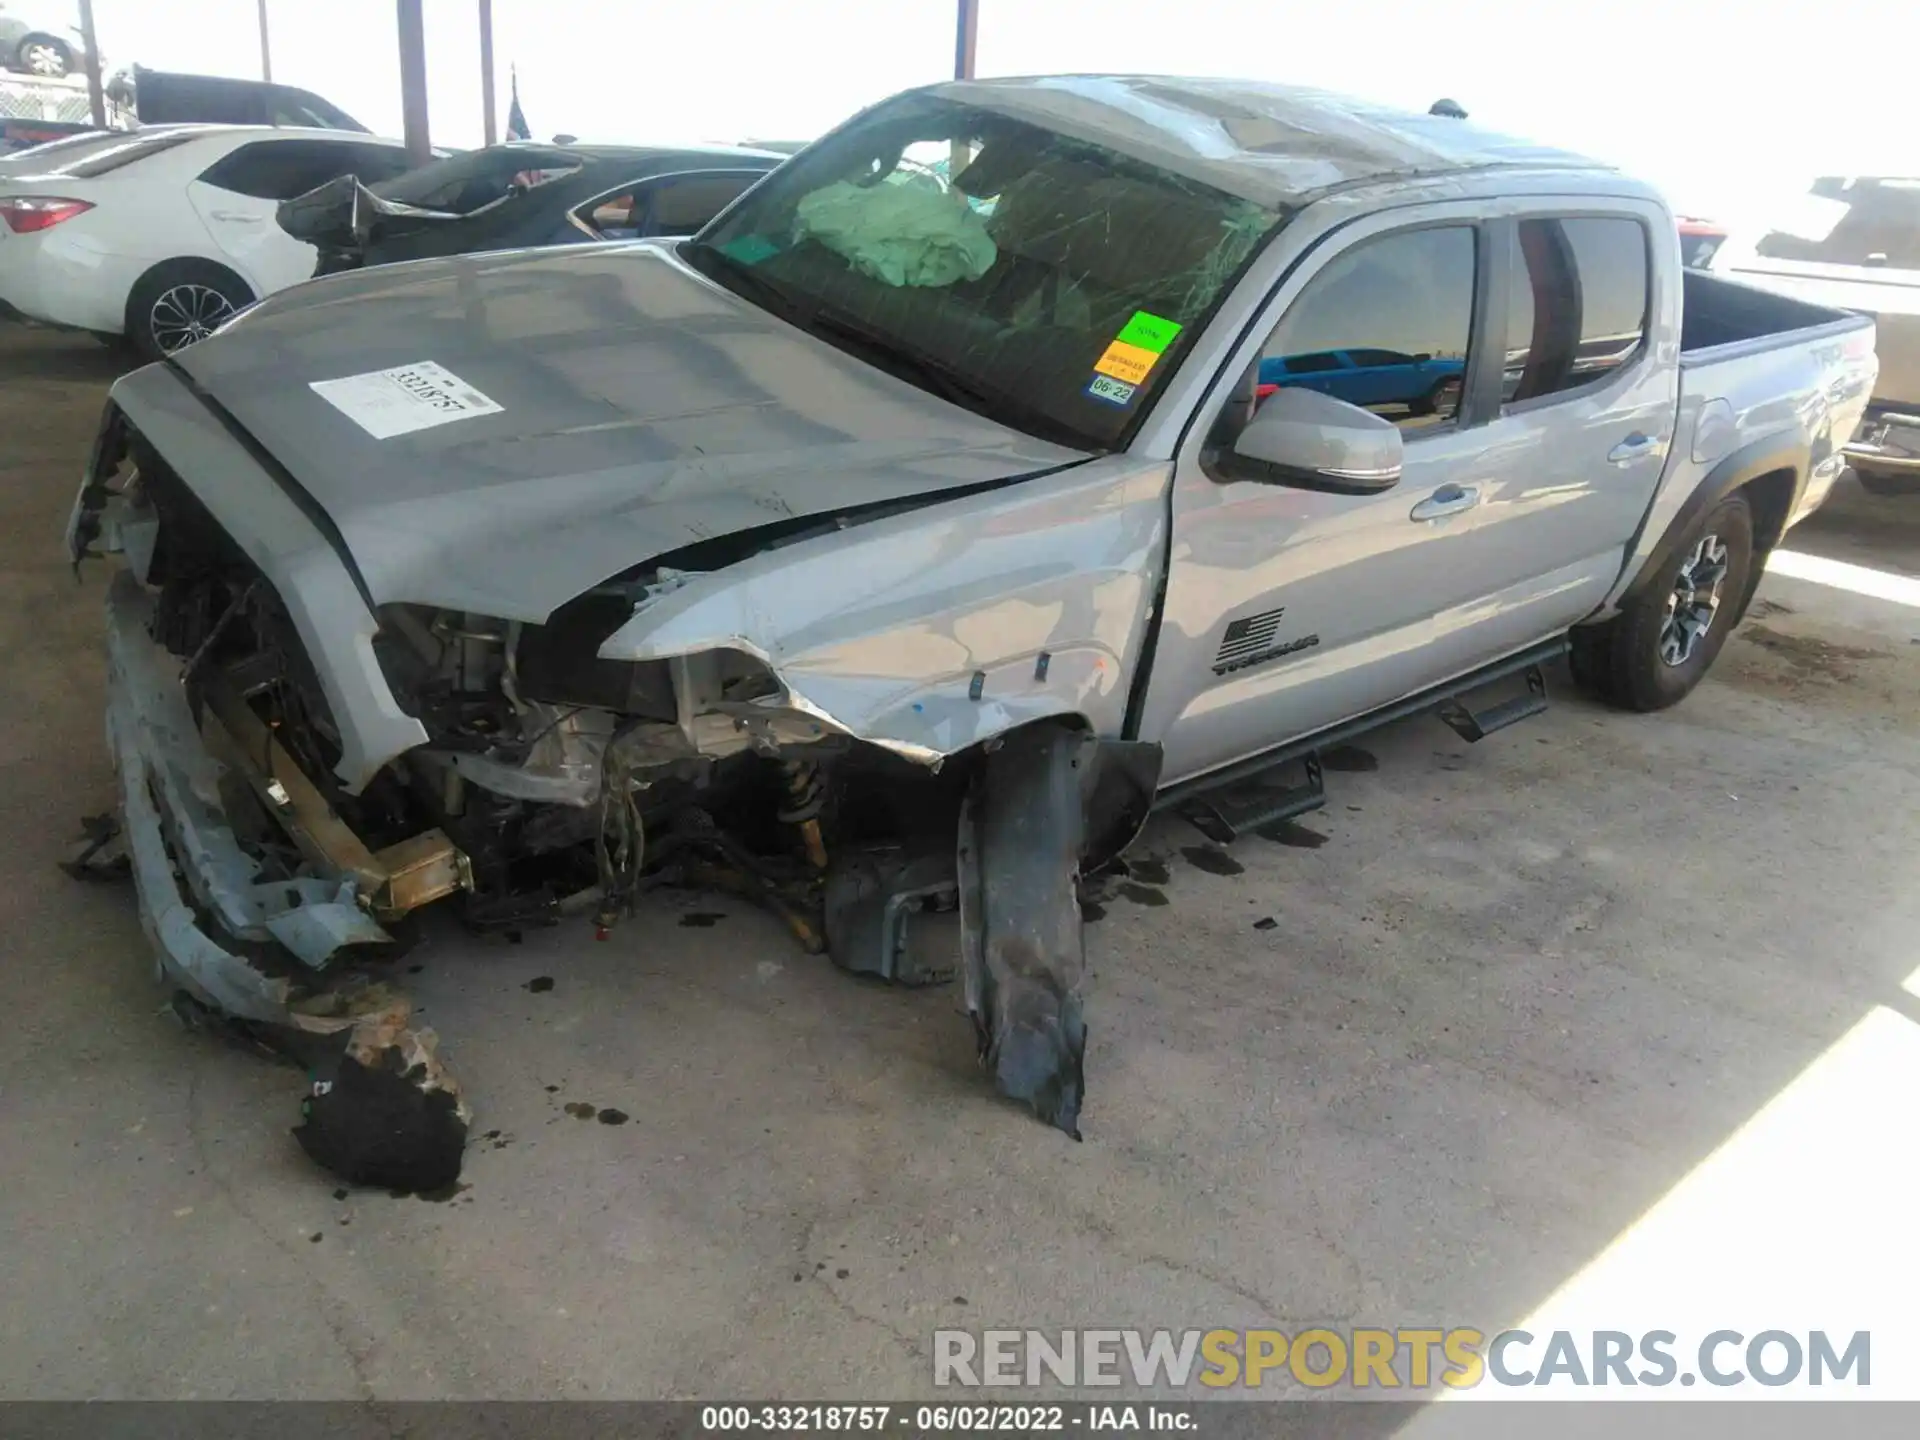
1093,340 -> 1159,387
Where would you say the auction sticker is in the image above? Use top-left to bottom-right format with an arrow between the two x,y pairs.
1086,374 -> 1137,406
309,361 -> 503,440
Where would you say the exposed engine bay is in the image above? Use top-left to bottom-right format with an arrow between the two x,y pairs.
71,406 -> 1161,1187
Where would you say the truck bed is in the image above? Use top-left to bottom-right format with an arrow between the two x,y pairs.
1679,268 -> 1865,358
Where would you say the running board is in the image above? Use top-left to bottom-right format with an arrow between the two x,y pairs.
1154,638 -> 1571,839
1179,752 -> 1324,844
1435,663 -> 1549,743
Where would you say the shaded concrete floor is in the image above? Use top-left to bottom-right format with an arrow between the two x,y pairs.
1,326 -> 1917,1400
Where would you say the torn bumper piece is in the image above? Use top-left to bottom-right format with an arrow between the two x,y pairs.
958,724 -> 1161,1140
105,570 -> 470,1192
103,570 -> 399,1020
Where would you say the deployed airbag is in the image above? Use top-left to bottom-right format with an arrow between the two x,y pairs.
794,178 -> 997,288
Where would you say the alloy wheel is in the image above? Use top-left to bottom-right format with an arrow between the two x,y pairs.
149,284 -> 237,353
1658,533 -> 1731,666
22,42 -> 67,76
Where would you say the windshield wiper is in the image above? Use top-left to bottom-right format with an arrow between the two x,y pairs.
804,310 -> 1102,452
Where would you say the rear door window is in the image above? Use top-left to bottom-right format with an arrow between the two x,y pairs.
199,140 -> 411,200
1502,216 -> 1649,404
1260,226 -> 1477,430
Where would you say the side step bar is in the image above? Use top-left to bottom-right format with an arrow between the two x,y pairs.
1179,752 -> 1324,845
1436,663 -> 1548,743
1157,637 -> 1569,841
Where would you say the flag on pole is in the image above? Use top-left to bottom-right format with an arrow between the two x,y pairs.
506,66 -> 531,141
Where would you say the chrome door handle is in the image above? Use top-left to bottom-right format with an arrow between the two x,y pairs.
1608,433 -> 1658,463
1409,483 -> 1480,521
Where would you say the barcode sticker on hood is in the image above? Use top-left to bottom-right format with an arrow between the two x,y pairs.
309,361 -> 503,440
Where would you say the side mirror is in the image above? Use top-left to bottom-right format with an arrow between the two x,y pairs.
1227,387 -> 1404,494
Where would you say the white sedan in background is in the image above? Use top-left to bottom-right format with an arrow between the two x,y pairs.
0,125 -> 415,356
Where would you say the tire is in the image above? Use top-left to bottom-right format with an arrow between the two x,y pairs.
1409,376 -> 1462,419
1855,466 -> 1920,498
17,35 -> 72,78
125,260 -> 254,361
1572,491 -> 1755,712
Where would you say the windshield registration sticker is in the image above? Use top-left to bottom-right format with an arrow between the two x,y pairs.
1115,311 -> 1182,353
1093,340 -> 1160,387
309,361 -> 503,440
1086,375 -> 1137,407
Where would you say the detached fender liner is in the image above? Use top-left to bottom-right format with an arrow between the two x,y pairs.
957,723 -> 1162,1139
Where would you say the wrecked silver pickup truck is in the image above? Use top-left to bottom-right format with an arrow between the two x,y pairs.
66,77 -> 1876,1178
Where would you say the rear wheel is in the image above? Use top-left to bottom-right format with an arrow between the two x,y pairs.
1571,491 -> 1755,711
126,260 -> 254,360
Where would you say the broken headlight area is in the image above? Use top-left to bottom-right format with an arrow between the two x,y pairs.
75,415 -> 1159,1184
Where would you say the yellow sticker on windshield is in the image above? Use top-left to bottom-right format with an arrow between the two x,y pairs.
1094,340 -> 1159,387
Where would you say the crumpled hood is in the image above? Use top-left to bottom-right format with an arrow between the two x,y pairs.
166,242 -> 1085,620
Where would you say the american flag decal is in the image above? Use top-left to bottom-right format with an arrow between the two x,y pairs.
1215,607 -> 1287,667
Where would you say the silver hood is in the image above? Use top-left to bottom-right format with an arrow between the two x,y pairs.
168,242 -> 1086,620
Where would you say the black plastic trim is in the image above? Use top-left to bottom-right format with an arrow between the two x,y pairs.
1614,434 -> 1809,611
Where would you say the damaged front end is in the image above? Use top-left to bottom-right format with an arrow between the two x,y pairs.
70,382 -> 1166,1165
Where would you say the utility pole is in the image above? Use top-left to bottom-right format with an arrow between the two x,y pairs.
954,0 -> 979,80
75,0 -> 105,127
479,0 -> 498,146
397,0 -> 431,163
257,0 -> 272,82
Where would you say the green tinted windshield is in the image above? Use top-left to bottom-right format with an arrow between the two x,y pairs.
687,94 -> 1284,450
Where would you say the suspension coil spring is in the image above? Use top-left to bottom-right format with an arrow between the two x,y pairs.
776,760 -> 826,824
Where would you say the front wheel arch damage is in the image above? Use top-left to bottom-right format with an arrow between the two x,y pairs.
953,722 -> 1162,1139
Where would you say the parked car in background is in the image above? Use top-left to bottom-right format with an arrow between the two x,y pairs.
1258,347 -> 1465,418
276,141 -> 785,276
0,115 -> 96,154
66,77 -> 1875,1150
107,65 -> 368,132
1715,175 -> 1920,494
0,125 -> 413,355
1677,216 -> 1729,270
0,2 -> 91,77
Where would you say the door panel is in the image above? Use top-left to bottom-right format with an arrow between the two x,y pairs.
1140,200 -> 1679,790
189,140 -> 408,295
188,178 -> 316,293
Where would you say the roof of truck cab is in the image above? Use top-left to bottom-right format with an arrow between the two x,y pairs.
927,75 -> 1612,209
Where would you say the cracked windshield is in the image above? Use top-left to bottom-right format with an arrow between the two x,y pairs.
686,94 -> 1282,449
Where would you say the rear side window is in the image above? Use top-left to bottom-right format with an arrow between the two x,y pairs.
1260,226 -> 1477,430
575,170 -> 765,239
52,132 -> 195,178
200,140 -> 411,201
267,87 -> 367,132
1503,216 -> 1649,404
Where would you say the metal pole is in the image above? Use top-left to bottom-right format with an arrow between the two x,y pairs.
257,0 -> 272,82
75,0 -> 105,127
397,0 -> 431,163
479,0 -> 497,147
954,0 -> 979,80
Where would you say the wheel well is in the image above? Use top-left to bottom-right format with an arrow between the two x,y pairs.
1738,467 -> 1797,555
20,32 -> 72,54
